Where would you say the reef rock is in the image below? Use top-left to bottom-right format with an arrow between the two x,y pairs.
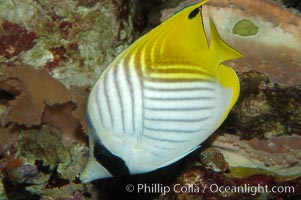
0,64 -> 88,143
161,0 -> 301,85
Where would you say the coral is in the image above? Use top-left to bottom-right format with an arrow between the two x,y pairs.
0,65 -> 71,126
0,20 -> 37,59
161,0 -> 301,85
211,134 -> 301,178
148,3 -> 301,192
0,126 -> 90,199
0,177 -> 7,200
238,91 -> 271,121
0,64 -> 88,143
156,166 -> 301,200
0,0 -> 135,88
221,71 -> 301,139
0,0 -> 300,199
45,46 -> 68,71
0,0 -> 138,198
4,159 -> 39,184
232,19 -> 259,36
0,127 -> 18,157
206,71 -> 301,182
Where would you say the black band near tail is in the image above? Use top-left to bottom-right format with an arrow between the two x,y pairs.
93,142 -> 130,177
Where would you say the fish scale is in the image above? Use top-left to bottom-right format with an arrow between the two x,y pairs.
81,0 -> 242,183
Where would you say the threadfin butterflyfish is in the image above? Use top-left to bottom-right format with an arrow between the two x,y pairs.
80,0 -> 242,183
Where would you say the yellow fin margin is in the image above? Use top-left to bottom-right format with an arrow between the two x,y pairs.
216,64 -> 240,128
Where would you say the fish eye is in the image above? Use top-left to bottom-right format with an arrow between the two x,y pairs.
188,7 -> 200,19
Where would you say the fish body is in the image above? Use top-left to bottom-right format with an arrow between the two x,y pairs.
81,0 -> 242,183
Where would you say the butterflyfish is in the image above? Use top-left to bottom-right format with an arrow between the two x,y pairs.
80,0 -> 242,183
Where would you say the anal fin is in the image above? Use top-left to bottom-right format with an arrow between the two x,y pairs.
80,157 -> 112,183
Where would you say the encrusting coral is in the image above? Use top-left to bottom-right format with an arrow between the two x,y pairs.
0,64 -> 90,198
0,0 -> 301,199
156,166 -> 301,200
1,125 -> 89,199
0,0 -> 138,198
211,134 -> 301,178
161,0 -> 301,85
0,0 -> 135,87
155,1 -> 301,199
0,65 -> 70,126
0,64 -> 88,142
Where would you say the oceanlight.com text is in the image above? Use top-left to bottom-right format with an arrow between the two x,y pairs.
126,183 -> 295,196
208,183 -> 295,196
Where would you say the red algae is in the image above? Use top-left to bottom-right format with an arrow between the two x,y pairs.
45,46 -> 67,71
0,21 -> 36,58
5,159 -> 23,170
59,21 -> 73,33
159,166 -> 301,200
0,0 -> 134,198
46,170 -> 70,189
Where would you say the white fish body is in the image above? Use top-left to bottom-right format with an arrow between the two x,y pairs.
81,0 -> 242,183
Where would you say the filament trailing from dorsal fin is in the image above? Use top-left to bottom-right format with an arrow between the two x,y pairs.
209,17 -> 243,63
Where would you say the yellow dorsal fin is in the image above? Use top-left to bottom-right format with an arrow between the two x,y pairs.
119,0 -> 242,82
162,0 -> 210,52
209,17 -> 243,64
130,0 -> 211,68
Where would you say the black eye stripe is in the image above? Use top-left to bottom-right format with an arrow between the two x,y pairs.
188,7 -> 200,19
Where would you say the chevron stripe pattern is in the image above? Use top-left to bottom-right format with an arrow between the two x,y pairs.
91,41 -> 220,159
81,0 -> 241,182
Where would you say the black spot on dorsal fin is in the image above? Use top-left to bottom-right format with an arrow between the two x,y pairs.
188,7 -> 200,19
